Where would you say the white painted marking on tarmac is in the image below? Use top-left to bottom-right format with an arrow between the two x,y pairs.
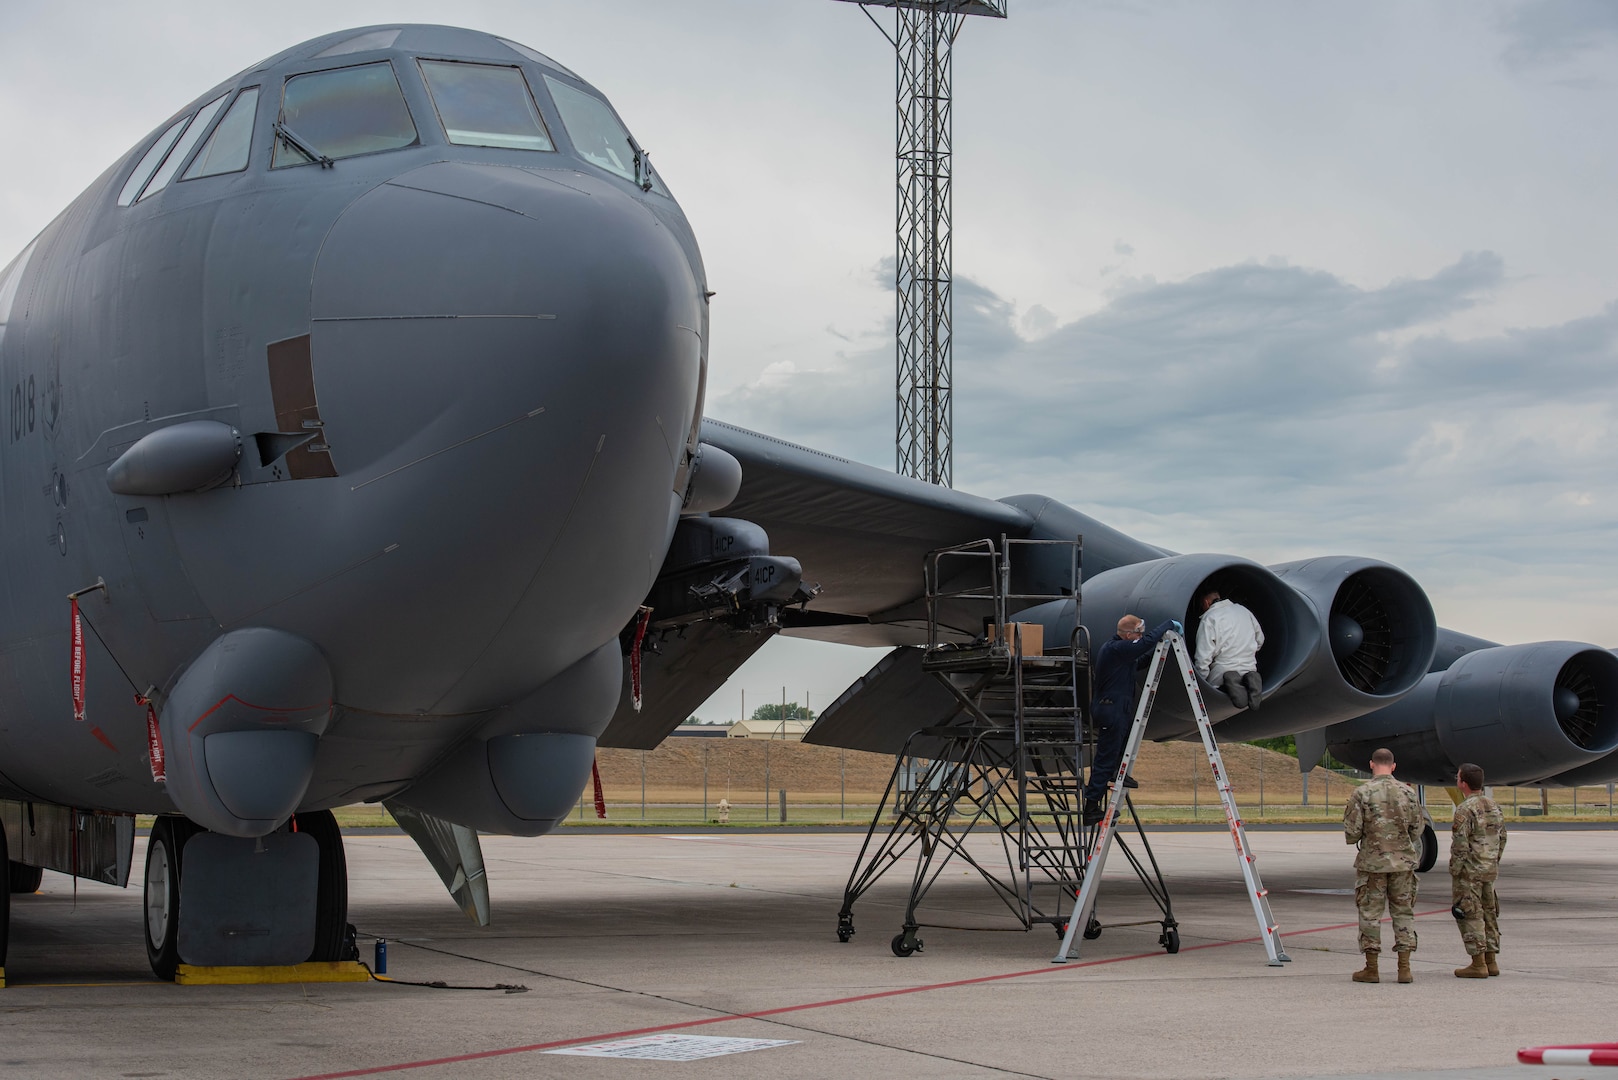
544,1035 -> 797,1060
1292,888 -> 1354,895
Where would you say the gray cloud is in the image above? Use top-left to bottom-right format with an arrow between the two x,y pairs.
711,252 -> 1618,638
1500,0 -> 1618,68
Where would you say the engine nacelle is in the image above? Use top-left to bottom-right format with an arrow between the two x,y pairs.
160,628 -> 333,837
1019,554 -> 1318,734
1326,642 -> 1618,784
1214,557 -> 1437,741
395,641 -> 621,835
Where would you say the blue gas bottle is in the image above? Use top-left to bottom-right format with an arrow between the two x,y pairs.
375,938 -> 388,974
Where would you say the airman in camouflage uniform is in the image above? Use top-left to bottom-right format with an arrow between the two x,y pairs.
1343,747 -> 1424,984
1450,761 -> 1506,979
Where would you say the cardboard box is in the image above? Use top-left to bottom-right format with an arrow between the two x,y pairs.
988,622 -> 1044,656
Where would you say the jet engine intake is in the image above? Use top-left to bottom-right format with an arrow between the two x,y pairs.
1326,642 -> 1618,785
1273,558 -> 1436,696
1213,557 -> 1438,741
1017,554 -> 1318,733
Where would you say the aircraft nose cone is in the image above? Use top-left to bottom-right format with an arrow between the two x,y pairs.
298,161 -> 705,711
1329,612 -> 1365,662
310,161 -> 705,478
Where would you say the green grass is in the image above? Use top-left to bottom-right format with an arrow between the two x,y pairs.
130,794 -> 1617,831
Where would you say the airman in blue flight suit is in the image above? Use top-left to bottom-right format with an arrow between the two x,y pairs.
1082,614 -> 1179,823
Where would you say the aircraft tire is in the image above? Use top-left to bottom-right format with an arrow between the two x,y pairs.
1,824 -> 10,966
298,810 -> 350,962
1416,824 -> 1438,874
8,861 -> 44,894
144,816 -> 201,981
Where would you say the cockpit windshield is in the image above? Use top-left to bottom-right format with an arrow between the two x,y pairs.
117,117 -> 188,206
544,76 -> 641,184
273,62 -> 417,168
419,60 -> 553,151
183,88 -> 260,179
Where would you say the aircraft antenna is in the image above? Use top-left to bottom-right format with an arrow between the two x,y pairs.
834,1 -> 1007,488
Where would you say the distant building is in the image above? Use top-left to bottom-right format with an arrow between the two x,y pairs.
727,718 -> 812,740
670,723 -> 733,738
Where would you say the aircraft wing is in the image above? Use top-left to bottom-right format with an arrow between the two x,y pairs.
602,421 -> 1040,746
614,420 -> 1174,745
598,620 -> 777,748
699,419 -> 1036,645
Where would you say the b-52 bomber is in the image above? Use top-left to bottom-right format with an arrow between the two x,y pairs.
3,24 -> 1615,979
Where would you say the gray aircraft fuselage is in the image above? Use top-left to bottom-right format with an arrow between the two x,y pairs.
10,21 -> 1618,985
4,22 -> 1616,847
0,25 -> 706,825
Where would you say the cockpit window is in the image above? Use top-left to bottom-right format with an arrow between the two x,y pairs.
117,117 -> 189,206
419,60 -> 553,151
314,29 -> 401,58
272,62 -> 418,168
183,87 -> 260,180
544,76 -> 640,182
136,92 -> 230,201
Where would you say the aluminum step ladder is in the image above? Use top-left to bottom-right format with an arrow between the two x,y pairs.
1053,630 -> 1291,966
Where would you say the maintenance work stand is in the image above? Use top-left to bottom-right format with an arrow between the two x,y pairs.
1053,629 -> 1291,966
836,536 -> 1179,957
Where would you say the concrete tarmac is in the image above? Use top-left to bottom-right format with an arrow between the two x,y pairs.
2,825 -> 1615,1079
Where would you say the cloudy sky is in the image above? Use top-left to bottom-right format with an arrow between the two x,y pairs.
5,1 -> 1618,721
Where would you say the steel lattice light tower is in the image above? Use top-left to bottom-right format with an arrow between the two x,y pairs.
836,0 -> 1007,487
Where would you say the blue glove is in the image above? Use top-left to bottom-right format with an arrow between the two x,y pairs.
1169,620 -> 1185,636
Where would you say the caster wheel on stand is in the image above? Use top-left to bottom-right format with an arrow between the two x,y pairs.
1082,916 -> 1103,941
1160,925 -> 1180,954
891,930 -> 922,957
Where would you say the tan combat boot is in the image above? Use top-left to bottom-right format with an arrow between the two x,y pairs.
1454,954 -> 1489,978
1484,951 -> 1499,976
1396,950 -> 1412,984
1351,951 -> 1379,983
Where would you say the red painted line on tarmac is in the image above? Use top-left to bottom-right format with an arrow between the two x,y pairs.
284,907 -> 1452,1080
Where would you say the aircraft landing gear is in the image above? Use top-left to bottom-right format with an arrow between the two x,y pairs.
1,822 -> 10,968
144,816 -> 201,981
9,862 -> 44,894
297,810 -> 351,962
1416,824 -> 1438,873
142,812 -> 351,979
